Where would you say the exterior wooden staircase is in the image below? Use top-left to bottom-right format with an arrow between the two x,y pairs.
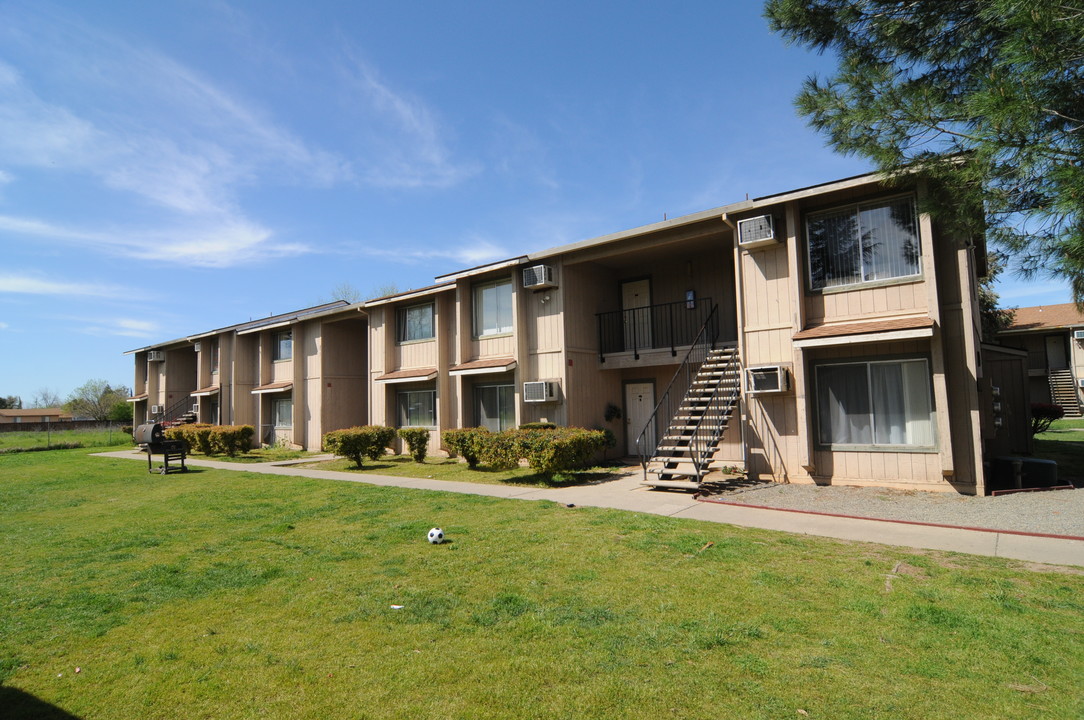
1048,368 -> 1082,417
641,346 -> 741,490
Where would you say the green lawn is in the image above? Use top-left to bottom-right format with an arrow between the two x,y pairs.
0,425 -> 132,451
1,449 -> 1082,719
1034,424 -> 1084,484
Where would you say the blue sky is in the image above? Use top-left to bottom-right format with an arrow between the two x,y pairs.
0,0 -> 1072,406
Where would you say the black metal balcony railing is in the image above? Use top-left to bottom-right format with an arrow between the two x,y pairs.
596,297 -> 718,361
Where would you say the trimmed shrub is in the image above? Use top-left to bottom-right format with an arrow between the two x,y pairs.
1031,403 -> 1065,436
519,421 -> 557,430
516,427 -> 608,475
477,429 -> 522,470
210,425 -> 255,457
397,427 -> 430,463
441,427 -> 490,468
324,425 -> 396,468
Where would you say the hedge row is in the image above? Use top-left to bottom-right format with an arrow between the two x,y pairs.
164,424 -> 254,457
442,426 -> 610,475
322,425 -> 397,468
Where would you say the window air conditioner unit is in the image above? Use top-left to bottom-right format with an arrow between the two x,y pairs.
1073,329 -> 1084,341
147,350 -> 165,362
523,381 -> 558,403
150,405 -> 162,414
193,342 -> 202,352
522,264 -> 557,289
737,215 -> 778,249
191,404 -> 199,414
1078,378 -> 1084,389
746,366 -> 790,394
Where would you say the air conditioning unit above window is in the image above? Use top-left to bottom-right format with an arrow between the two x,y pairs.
522,264 -> 557,289
746,366 -> 790,394
737,215 -> 779,249
193,342 -> 202,352
1073,329 -> 1084,341
523,381 -> 559,403
147,350 -> 165,362
150,405 -> 162,414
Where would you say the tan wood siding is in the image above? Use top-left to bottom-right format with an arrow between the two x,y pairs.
396,340 -> 438,369
805,279 -> 927,325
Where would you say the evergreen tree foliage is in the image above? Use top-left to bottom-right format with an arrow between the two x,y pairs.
766,0 -> 1084,301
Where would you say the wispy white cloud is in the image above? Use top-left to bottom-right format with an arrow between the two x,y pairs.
80,317 -> 160,338
0,213 -> 306,268
341,52 -> 479,188
0,272 -> 124,298
0,321 -> 9,330
351,236 -> 509,266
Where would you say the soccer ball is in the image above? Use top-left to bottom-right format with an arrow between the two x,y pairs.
427,527 -> 444,544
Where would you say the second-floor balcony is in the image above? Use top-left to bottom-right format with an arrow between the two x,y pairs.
597,297 -> 719,362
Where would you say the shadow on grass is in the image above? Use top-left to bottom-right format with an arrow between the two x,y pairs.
1031,435 -> 1084,487
0,687 -> 83,719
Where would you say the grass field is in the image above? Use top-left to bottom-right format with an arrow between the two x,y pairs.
0,425 -> 131,451
1,448 -> 1082,719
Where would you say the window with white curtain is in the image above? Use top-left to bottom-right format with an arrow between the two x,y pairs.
272,396 -> 293,428
398,388 -> 436,427
815,358 -> 934,448
475,383 -> 515,432
473,278 -> 513,337
807,196 -> 921,290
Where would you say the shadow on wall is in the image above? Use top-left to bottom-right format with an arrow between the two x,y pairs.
0,687 -> 84,719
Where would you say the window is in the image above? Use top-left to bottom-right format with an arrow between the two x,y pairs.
398,303 -> 435,343
209,338 -> 220,373
807,196 -> 920,290
272,396 -> 293,428
815,358 -> 934,448
473,278 -> 513,337
475,383 -> 515,432
398,388 -> 436,427
273,330 -> 292,361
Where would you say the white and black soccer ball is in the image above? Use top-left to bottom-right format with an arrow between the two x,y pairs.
427,527 -> 444,544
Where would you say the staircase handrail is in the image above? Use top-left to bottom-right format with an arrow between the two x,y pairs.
634,303 -> 720,472
155,394 -> 194,425
684,350 -> 741,482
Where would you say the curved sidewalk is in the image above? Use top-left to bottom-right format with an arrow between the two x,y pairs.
94,450 -> 1084,568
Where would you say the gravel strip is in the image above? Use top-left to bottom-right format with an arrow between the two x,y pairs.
705,483 -> 1084,537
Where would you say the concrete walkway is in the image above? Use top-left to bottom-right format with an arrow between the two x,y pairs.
94,450 -> 1084,568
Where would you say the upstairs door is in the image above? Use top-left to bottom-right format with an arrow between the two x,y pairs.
1046,334 -> 1069,370
621,278 -> 652,352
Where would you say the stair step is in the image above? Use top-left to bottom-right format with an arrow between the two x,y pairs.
641,479 -> 701,490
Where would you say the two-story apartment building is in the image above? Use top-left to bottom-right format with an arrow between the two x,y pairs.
998,303 -> 1084,416
132,170 -> 1021,494
127,300 -> 368,449
365,171 -> 1006,494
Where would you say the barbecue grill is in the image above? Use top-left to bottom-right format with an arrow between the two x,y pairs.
135,422 -> 187,474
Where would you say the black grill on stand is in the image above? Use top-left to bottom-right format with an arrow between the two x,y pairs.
135,423 -> 187,474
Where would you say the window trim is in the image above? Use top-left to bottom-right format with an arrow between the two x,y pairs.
272,330 -> 293,362
472,278 -> 514,339
397,387 -> 437,428
397,302 -> 436,344
805,193 -> 922,292
813,356 -> 937,452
